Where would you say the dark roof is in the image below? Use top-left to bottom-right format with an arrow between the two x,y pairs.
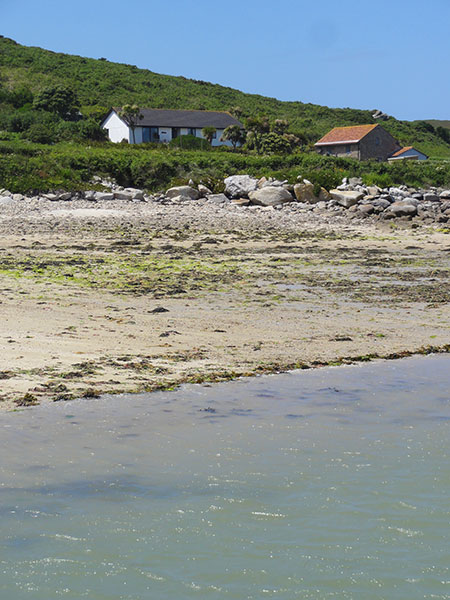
113,108 -> 243,129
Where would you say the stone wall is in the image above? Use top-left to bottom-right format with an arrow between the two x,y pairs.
317,143 -> 359,159
359,126 -> 399,161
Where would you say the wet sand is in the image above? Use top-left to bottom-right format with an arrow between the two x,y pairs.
0,197 -> 449,409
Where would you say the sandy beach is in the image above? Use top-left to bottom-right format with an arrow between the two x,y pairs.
0,196 -> 449,410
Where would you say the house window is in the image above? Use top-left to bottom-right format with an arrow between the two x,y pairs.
172,127 -> 180,139
212,130 -> 217,139
187,128 -> 196,136
346,145 -> 351,153
375,136 -> 380,146
142,127 -> 159,142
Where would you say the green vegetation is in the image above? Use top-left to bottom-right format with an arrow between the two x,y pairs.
0,35 -> 449,193
425,120 -> 450,131
0,137 -> 449,194
201,126 -> 217,145
1,35 -> 449,156
221,125 -> 245,149
118,103 -> 142,144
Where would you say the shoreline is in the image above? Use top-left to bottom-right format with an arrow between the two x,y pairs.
0,196 -> 449,411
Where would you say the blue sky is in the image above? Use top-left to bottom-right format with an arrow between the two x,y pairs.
2,0 -> 449,121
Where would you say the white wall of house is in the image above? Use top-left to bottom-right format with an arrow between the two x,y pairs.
102,112 -> 130,143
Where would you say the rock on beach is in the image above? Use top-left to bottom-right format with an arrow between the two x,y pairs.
248,186 -> 293,206
224,175 -> 258,198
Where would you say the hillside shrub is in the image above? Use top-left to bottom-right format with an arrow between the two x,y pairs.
33,84 -> 80,119
260,132 -> 292,154
24,123 -> 57,144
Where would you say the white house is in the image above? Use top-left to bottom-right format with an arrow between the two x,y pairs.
388,146 -> 428,161
101,108 -> 243,146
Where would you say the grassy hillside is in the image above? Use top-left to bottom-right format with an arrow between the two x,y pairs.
1,35 -> 449,158
426,120 -> 450,130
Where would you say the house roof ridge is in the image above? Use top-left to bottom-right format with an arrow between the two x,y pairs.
314,124 -> 379,145
106,107 -> 243,129
113,106 -> 233,115
390,146 -> 414,157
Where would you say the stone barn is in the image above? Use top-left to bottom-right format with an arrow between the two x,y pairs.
314,124 -> 400,161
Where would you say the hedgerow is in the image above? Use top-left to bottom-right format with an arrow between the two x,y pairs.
0,140 -> 448,194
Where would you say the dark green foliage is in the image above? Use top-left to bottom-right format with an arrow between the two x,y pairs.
272,119 -> 289,134
76,118 -> 108,141
0,108 -> 36,132
424,120 -> 450,132
25,123 -> 56,144
201,126 -> 217,145
260,132 -> 292,154
33,84 -> 79,118
415,120 -> 435,134
0,84 -> 33,107
436,126 -> 450,144
0,139 -> 448,195
221,125 -> 245,149
81,105 -> 109,121
245,116 -> 270,154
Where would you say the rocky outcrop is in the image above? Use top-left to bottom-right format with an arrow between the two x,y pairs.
1,174 -> 449,226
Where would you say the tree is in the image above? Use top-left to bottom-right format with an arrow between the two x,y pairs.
230,106 -> 243,120
1,85 -> 34,108
118,104 -> 143,144
220,125 -> 245,149
244,115 -> 270,154
415,120 -> 435,134
33,85 -> 79,119
436,126 -> 450,144
260,132 -> 293,154
272,119 -> 289,135
201,126 -> 217,145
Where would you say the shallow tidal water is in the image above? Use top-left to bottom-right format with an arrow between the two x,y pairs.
1,355 -> 450,599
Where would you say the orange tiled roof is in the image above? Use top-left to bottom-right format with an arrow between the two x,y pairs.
390,146 -> 413,157
315,124 -> 378,146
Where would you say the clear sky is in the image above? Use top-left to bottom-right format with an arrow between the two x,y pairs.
2,0 -> 449,121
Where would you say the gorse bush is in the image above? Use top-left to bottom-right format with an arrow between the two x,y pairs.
260,132 -> 294,155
